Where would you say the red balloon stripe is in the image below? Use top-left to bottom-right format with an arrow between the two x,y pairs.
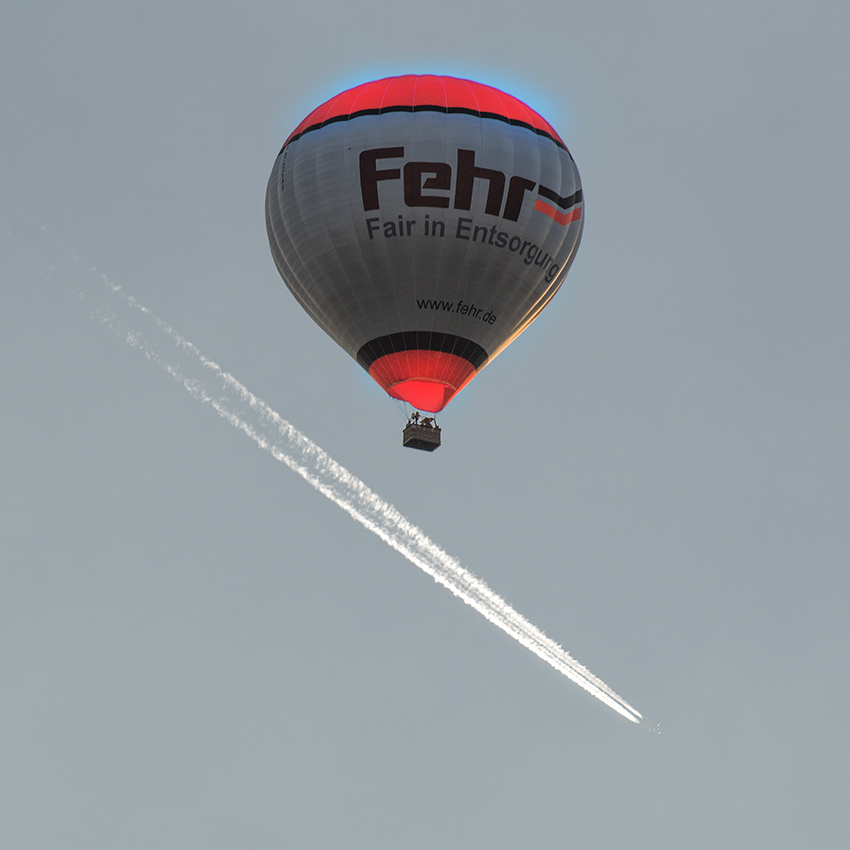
283,75 -> 563,149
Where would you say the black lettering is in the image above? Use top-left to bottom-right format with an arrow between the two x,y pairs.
456,217 -> 472,240
416,298 -> 498,324
359,147 -> 404,211
503,176 -> 537,221
454,149 -> 505,216
366,217 -> 381,239
472,225 -> 488,242
403,162 -> 452,208
495,231 -> 508,248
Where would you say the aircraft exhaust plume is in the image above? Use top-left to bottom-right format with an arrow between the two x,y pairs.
27,229 -> 642,724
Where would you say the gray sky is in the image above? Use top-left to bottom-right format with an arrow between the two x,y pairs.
3,1 -> 849,847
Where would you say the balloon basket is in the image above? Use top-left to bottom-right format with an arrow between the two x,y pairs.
402,417 -> 441,452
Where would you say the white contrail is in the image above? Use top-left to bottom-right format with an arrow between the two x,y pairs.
42,236 -> 642,724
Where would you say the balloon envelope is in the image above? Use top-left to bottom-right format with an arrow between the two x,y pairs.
266,74 -> 583,412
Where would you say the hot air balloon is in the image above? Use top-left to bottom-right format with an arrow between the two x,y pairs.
266,75 -> 583,449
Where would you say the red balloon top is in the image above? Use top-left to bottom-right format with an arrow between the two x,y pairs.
283,74 -> 565,150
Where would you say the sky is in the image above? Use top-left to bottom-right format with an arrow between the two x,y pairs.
2,1 -> 849,847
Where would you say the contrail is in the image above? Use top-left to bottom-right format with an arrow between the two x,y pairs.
27,230 -> 643,724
